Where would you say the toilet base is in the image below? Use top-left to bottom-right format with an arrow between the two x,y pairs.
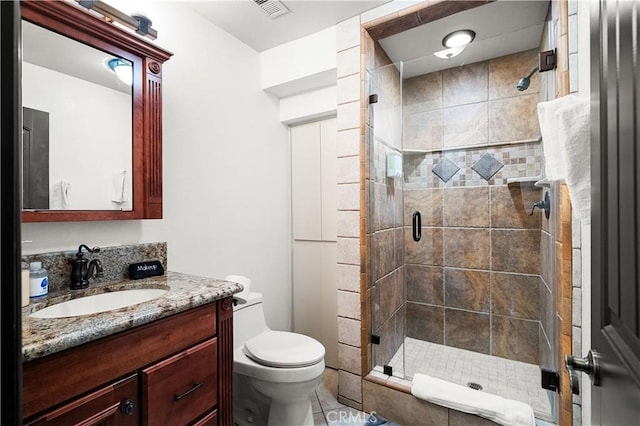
233,367 -> 322,426
267,397 -> 314,426
233,373 -> 271,426
251,374 -> 320,426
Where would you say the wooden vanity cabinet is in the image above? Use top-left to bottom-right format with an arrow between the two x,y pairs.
24,374 -> 139,426
142,338 -> 217,425
23,298 -> 234,426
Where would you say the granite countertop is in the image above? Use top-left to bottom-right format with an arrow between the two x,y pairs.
22,271 -> 243,362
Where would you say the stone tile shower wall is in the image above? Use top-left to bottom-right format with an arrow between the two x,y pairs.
403,49 -> 547,365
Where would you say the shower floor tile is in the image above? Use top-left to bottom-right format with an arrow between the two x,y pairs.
386,337 -> 554,422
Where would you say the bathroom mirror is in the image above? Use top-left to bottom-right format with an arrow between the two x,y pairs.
21,0 -> 172,222
22,20 -> 133,212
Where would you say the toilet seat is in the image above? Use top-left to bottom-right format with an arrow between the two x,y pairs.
243,331 -> 325,368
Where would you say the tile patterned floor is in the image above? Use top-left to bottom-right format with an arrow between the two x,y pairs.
384,337 -> 555,421
312,368 -> 373,426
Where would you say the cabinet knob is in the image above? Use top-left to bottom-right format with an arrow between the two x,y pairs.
120,399 -> 136,416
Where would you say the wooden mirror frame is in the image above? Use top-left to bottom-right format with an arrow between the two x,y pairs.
20,0 -> 172,222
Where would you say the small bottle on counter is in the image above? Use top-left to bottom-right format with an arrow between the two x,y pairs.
21,262 -> 30,306
29,261 -> 48,299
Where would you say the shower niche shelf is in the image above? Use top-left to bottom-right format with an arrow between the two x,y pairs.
506,175 -> 551,188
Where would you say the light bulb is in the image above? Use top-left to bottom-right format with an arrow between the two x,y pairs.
108,58 -> 133,85
442,30 -> 476,48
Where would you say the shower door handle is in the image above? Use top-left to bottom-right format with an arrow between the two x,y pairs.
412,211 -> 421,242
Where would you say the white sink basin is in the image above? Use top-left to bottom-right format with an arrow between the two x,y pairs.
30,289 -> 168,319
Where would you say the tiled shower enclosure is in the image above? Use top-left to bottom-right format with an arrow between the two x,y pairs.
368,49 -> 557,421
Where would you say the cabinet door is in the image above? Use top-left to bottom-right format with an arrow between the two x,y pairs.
142,338 -> 218,426
320,118 -> 337,242
291,122 -> 322,240
291,118 -> 338,242
25,374 -> 139,426
293,241 -> 338,368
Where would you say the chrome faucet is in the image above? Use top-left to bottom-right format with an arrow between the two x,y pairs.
70,244 -> 104,290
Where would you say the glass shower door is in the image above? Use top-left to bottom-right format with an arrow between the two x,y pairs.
368,62 -> 405,379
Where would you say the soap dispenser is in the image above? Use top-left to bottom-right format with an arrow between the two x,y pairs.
21,261 -> 30,306
29,262 -> 48,299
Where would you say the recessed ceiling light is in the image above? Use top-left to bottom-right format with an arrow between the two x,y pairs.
442,29 -> 476,48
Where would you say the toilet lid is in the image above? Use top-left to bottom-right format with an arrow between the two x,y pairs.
243,331 -> 325,368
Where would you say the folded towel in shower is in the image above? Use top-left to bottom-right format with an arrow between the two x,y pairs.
411,374 -> 535,426
50,180 -> 71,209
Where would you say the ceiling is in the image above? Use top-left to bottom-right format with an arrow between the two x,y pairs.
188,0 -> 549,77
379,0 -> 550,78
23,1 -> 549,94
186,0 -> 389,52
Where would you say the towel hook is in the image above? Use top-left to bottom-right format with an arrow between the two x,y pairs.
530,192 -> 551,219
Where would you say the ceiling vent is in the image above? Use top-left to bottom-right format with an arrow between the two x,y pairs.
253,0 -> 290,19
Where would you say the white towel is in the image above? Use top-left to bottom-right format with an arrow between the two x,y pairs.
537,95 -> 591,224
411,374 -> 535,426
50,180 -> 71,209
556,96 -> 591,224
111,170 -> 128,203
537,98 -> 568,180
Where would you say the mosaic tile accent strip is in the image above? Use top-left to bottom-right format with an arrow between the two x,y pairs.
432,157 -> 460,183
403,141 -> 543,189
472,153 -> 504,181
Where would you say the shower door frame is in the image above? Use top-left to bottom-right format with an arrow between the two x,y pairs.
367,62 -> 406,379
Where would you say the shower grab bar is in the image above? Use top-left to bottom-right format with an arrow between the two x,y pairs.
412,211 -> 421,242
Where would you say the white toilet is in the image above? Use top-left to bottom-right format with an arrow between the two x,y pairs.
228,276 -> 325,426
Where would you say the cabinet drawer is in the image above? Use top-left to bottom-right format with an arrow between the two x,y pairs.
143,338 -> 217,425
25,374 -> 139,426
192,410 -> 217,426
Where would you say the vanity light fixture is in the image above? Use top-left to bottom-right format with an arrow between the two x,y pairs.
76,0 -> 158,39
108,58 -> 133,85
442,29 -> 476,48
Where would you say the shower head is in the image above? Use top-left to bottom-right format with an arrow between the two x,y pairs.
516,67 -> 539,91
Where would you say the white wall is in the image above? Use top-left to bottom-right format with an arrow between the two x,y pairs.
21,2 -> 292,331
280,86 -> 337,125
23,62 -> 132,210
260,26 -> 336,98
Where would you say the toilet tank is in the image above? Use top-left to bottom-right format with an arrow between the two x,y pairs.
233,292 -> 270,349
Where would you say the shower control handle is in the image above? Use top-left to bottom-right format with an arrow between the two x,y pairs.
412,211 -> 421,242
565,350 -> 601,395
529,192 -> 551,219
